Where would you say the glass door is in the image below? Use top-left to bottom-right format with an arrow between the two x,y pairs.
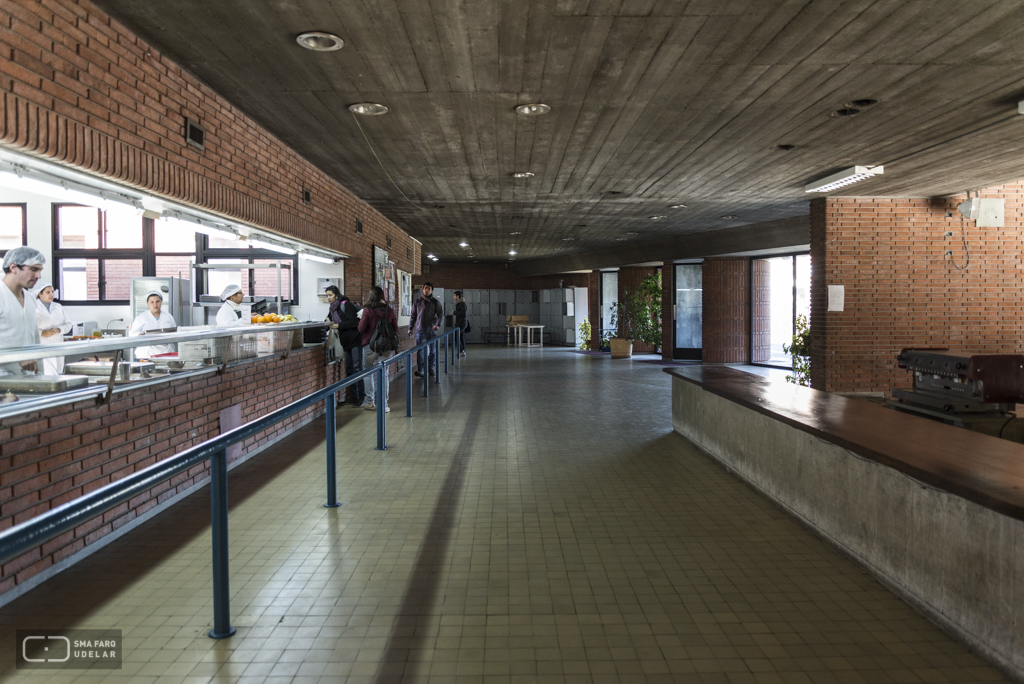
674,264 -> 702,360
751,254 -> 810,368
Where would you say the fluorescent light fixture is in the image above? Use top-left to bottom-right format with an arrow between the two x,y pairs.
249,238 -> 296,255
508,250 -> 517,255
459,241 -> 468,247
427,254 -> 436,259
0,167 -> 141,216
805,165 -> 884,193
512,172 -> 534,178
301,252 -> 334,264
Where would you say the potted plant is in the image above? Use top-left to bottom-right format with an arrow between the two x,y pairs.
611,273 -> 662,358
783,314 -> 811,386
578,318 -> 592,350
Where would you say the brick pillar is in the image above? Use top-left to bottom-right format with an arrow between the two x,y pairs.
618,266 -> 659,353
750,259 -> 771,363
702,257 -> 749,364
588,270 -> 601,350
661,262 -> 674,360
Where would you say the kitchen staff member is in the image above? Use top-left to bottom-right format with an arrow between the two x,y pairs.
215,284 -> 245,327
128,290 -> 177,359
33,281 -> 72,375
0,247 -> 44,375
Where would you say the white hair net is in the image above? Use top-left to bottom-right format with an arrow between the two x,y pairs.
145,290 -> 163,301
220,284 -> 243,301
2,246 -> 45,273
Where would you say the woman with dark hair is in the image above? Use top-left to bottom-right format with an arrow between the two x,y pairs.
357,286 -> 399,412
326,285 -> 366,406
453,290 -> 467,358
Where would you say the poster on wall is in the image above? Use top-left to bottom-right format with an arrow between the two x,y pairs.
373,246 -> 389,288
385,260 -> 396,304
398,270 -> 412,317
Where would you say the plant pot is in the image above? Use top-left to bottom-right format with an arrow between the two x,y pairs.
609,338 -> 633,358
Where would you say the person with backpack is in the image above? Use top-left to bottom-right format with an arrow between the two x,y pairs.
357,285 -> 399,412
453,290 -> 468,358
409,282 -> 444,377
326,286 -> 366,407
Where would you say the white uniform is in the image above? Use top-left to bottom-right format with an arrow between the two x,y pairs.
128,310 -> 177,359
34,298 -> 72,375
0,282 -> 41,375
215,301 -> 244,327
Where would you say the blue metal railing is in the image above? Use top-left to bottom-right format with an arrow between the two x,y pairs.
0,328 -> 461,639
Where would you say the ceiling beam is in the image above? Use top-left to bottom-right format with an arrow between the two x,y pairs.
513,215 -> 809,276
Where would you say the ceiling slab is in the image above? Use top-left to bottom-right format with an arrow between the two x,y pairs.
93,0 -> 1024,264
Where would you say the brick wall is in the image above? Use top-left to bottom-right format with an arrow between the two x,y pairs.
661,262 -> 673,360
810,183 -> 1024,392
588,269 -> 600,349
413,262 -> 589,291
0,0 -> 419,296
0,346 -> 328,596
702,257 -> 750,364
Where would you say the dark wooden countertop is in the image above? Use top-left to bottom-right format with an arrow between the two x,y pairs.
665,365 -> 1024,521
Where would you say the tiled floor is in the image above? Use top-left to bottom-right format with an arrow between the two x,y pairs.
0,347 -> 1010,683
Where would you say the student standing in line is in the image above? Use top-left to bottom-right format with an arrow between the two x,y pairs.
453,290 -> 467,358
357,285 -> 398,412
0,247 -> 45,375
325,285 -> 366,407
409,282 -> 443,377
33,281 -> 72,375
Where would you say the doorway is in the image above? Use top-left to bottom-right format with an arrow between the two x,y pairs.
674,263 -> 702,360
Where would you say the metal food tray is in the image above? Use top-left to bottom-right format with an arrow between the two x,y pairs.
64,361 -> 156,376
0,374 -> 90,392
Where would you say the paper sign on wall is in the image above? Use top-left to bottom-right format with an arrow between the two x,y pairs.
827,285 -> 845,312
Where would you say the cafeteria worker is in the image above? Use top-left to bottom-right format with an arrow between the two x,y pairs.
128,290 -> 177,360
215,284 -> 245,327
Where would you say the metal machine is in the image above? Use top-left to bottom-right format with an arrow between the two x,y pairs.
889,348 -> 1024,436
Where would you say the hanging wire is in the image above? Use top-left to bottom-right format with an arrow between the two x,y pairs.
947,190 -> 971,271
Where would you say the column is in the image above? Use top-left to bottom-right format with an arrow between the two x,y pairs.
701,257 -> 750,364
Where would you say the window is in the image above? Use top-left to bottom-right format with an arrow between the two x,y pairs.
53,205 -> 199,303
198,233 -> 298,305
674,264 -> 702,359
751,254 -> 810,367
0,204 -> 27,256
600,271 -> 618,337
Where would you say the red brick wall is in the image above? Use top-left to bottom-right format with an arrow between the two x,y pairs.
588,269 -> 600,350
702,257 -> 750,364
617,266 -> 659,353
0,345 -> 328,596
661,262 -> 673,360
0,0 -> 419,296
810,183 -> 1024,392
413,263 -> 589,291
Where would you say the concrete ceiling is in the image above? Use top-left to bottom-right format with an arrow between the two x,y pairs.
93,0 -> 1024,269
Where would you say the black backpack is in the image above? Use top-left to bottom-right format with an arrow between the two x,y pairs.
368,307 -> 398,353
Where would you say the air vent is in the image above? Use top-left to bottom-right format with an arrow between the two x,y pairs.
386,235 -> 392,248
355,219 -> 363,235
185,118 -> 205,150
407,246 -> 412,258
302,187 -> 312,204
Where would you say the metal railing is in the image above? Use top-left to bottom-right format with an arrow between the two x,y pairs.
0,328 -> 462,639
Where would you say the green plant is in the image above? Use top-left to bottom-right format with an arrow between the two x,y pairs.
578,317 -> 592,350
614,273 -> 662,347
783,314 -> 811,386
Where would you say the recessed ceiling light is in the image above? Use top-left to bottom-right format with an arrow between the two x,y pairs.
721,215 -> 738,219
348,102 -> 389,116
649,215 -> 666,220
576,223 -> 587,227
670,204 -> 687,209
805,165 -> 884,193
845,99 -> 879,108
515,103 -> 551,116
625,231 -> 638,235
615,237 -> 628,241
459,241 -> 468,247
776,145 -> 797,151
512,172 -> 534,178
509,215 -> 525,219
562,237 -> 575,241
427,254 -> 436,259
296,32 -> 344,51
509,231 -> 521,235
508,250 -> 517,255
830,108 -> 860,117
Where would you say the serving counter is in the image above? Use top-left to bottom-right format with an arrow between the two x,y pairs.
665,366 -> 1024,680
0,322 -> 331,602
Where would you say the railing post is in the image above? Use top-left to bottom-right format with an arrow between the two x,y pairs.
444,334 -> 449,375
324,392 -> 340,508
434,340 -> 441,384
406,356 -> 413,416
423,342 -> 429,397
375,364 -> 387,451
209,448 -> 235,639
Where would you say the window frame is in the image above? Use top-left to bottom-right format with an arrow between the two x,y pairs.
196,234 -> 299,306
0,202 -> 28,258
747,251 -> 810,369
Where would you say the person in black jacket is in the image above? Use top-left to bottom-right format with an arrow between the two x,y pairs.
326,286 -> 366,406
453,290 -> 467,358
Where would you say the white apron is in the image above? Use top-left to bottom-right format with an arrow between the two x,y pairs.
0,282 -> 40,375
129,310 -> 177,359
35,299 -> 71,375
